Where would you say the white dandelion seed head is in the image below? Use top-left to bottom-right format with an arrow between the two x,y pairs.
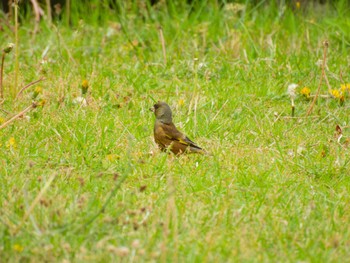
287,83 -> 298,99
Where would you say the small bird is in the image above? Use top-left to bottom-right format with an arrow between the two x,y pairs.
150,101 -> 205,155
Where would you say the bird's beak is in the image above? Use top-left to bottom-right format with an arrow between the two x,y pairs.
149,106 -> 155,112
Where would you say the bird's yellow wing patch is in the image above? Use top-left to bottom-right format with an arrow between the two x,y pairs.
178,137 -> 191,145
164,133 -> 189,145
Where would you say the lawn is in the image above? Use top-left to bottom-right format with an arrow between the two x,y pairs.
1,1 -> 350,262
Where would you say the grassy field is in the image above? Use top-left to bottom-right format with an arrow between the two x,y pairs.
1,1 -> 350,261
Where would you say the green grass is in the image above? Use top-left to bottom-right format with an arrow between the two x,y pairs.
1,1 -> 350,261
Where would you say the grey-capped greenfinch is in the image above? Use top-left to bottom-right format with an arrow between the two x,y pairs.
150,101 -> 205,155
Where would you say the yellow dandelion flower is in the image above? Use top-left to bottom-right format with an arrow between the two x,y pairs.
35,86 -> 43,94
340,83 -> 350,93
341,84 -> 347,92
6,137 -> 17,148
82,80 -> 89,89
13,244 -> 24,252
0,117 -> 4,124
296,1 -> 301,9
330,89 -> 341,99
106,154 -> 120,161
37,99 -> 46,107
32,86 -> 43,99
178,99 -> 184,106
81,80 -> 89,95
300,87 -> 311,98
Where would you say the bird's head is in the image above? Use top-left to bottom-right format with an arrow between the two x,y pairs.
150,101 -> 173,123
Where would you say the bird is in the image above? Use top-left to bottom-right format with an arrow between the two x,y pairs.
150,101 -> 205,155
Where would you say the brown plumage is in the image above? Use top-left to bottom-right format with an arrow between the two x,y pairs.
150,101 -> 205,155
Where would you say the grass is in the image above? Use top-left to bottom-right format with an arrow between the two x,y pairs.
1,0 -> 350,261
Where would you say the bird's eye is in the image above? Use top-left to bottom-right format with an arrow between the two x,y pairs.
154,104 -> 159,109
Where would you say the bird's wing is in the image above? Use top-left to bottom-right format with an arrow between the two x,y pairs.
162,122 -> 202,149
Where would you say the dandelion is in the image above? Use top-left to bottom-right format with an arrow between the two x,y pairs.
6,137 -> 17,149
287,83 -> 298,100
81,80 -> 89,95
296,1 -> 301,9
178,99 -> 184,106
341,84 -> 350,93
300,87 -> 311,98
287,83 -> 298,117
0,117 -> 4,124
3,43 -> 14,54
330,89 -> 341,99
13,244 -> 24,252
35,86 -> 43,94
32,86 -> 43,99
329,89 -> 345,105
37,99 -> 46,107
341,84 -> 346,92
